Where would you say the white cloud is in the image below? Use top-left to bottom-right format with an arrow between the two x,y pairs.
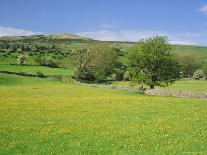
0,26 -> 41,36
77,30 -> 166,42
199,5 -> 207,15
77,30 -> 201,45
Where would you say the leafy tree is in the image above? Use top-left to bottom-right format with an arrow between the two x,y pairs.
73,48 -> 95,81
128,36 -> 181,89
201,64 -> 207,80
123,71 -> 130,81
114,62 -> 127,80
37,56 -> 58,68
90,46 -> 117,82
193,69 -> 205,80
21,45 -> 25,51
17,54 -> 26,65
131,70 -> 146,92
179,55 -> 199,77
73,46 -> 118,82
51,44 -> 56,49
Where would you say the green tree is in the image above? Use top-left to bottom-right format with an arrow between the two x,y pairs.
179,55 -> 199,77
37,56 -> 58,68
73,46 -> 118,82
17,54 -> 26,65
90,46 -> 117,82
193,69 -> 205,80
128,36 -> 181,89
201,64 -> 207,80
73,48 -> 95,81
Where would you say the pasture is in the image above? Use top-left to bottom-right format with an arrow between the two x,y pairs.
0,74 -> 207,154
0,34 -> 207,154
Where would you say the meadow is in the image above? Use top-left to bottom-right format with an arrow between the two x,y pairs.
0,34 -> 207,154
0,74 -> 207,154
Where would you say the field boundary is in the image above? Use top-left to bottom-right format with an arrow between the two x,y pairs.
0,70 -> 67,79
82,83 -> 207,99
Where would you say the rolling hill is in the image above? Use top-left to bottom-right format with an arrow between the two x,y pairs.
0,33 -> 207,67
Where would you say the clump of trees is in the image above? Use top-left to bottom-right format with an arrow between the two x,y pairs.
128,36 -> 181,89
36,56 -> 59,68
179,55 -> 199,77
72,36 -> 182,89
72,46 -> 120,82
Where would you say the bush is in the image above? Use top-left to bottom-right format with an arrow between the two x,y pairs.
46,57 -> 58,68
36,71 -> 45,78
111,73 -> 117,81
17,54 -> 26,65
37,56 -> 58,68
193,70 -> 205,80
28,52 -> 33,56
202,65 -> 207,80
73,47 -> 118,82
179,55 -> 199,77
123,71 -> 130,81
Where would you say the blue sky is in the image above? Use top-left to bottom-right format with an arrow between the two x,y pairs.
1,0 -> 207,45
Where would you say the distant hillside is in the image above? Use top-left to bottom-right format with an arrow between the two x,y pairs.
174,44 -> 207,59
47,33 -> 92,40
0,33 -> 207,66
0,33 -> 92,42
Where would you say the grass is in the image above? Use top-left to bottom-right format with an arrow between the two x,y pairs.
0,64 -> 72,76
0,74 -> 207,154
0,74 -> 59,85
174,45 -> 207,65
161,80 -> 207,93
0,36 -> 207,153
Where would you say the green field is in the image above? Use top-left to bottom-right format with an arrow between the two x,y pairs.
0,34 -> 207,154
161,80 -> 207,93
0,64 -> 72,76
0,74 -> 207,154
174,45 -> 207,65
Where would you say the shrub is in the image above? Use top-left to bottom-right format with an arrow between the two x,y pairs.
202,65 -> 207,80
36,71 -> 45,78
46,57 -> 58,68
17,54 -> 26,65
28,52 -> 33,56
179,55 -> 199,77
193,70 -> 205,80
37,56 -> 58,68
123,71 -> 130,81
111,73 -> 117,81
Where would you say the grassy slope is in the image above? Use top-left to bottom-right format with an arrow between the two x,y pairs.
1,34 -> 207,66
174,45 -> 207,65
161,80 -> 207,93
0,74 -> 207,154
0,35 -> 207,153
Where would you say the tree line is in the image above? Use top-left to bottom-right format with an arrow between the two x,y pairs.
73,36 -> 207,89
